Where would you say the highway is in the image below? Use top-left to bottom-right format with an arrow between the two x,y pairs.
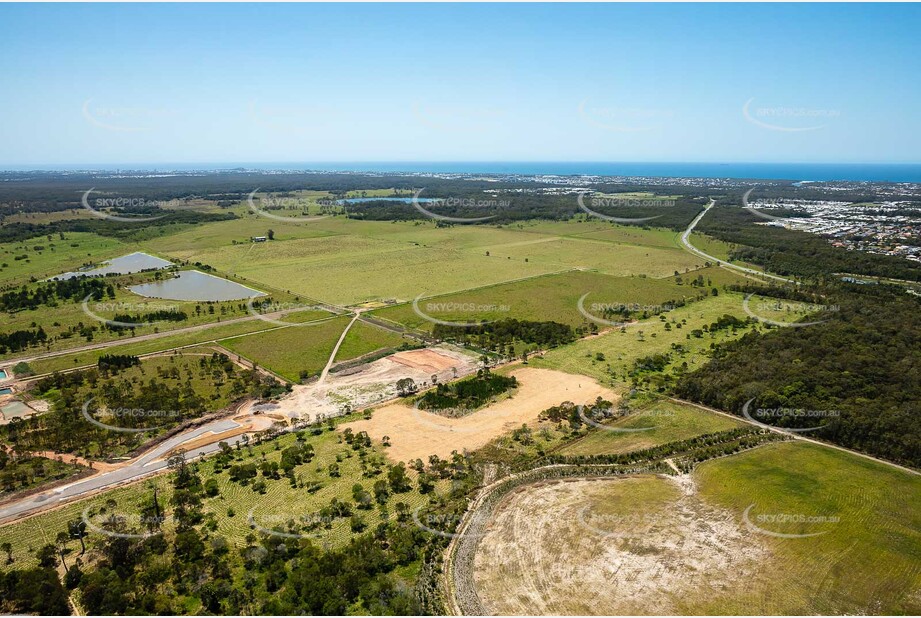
680,198 -> 798,285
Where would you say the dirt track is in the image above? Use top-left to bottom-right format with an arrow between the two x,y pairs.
343,367 -> 617,462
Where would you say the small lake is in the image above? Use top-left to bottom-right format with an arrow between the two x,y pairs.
53,251 -> 173,280
336,197 -> 442,204
0,370 -> 7,380
1,401 -> 34,421
129,270 -> 267,301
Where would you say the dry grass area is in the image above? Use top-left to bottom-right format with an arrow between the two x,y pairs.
469,441 -> 921,615
344,367 -> 616,463
472,475 -> 768,616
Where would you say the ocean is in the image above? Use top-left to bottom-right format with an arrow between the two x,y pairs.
9,162 -> 921,183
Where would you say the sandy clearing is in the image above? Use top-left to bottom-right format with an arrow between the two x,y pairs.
264,346 -> 479,424
389,348 -> 463,373
24,451 -> 118,473
343,367 -> 616,463
471,475 -> 769,615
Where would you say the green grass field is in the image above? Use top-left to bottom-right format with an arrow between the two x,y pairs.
143,216 -> 722,306
0,232 -> 128,285
219,316 -> 351,381
332,320 -> 406,363
529,291 -> 759,387
22,309 -> 332,376
557,399 -> 743,456
693,441 -> 921,614
220,317 -> 404,382
372,269 -> 708,331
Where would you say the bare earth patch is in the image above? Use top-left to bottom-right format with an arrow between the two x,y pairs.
471,475 -> 769,615
388,348 -> 462,373
263,345 -> 479,424
344,367 -> 617,462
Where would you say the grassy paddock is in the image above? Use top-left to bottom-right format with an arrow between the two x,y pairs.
529,291 -> 759,387
24,309 -> 331,376
372,269 -> 708,331
557,399 -> 743,457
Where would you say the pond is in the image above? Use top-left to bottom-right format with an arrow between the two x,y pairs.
336,197 -> 442,204
128,270 -> 267,302
0,370 -> 7,380
53,251 -> 173,280
1,401 -> 35,421
0,387 -> 12,395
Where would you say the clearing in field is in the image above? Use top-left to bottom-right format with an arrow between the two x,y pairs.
253,346 -> 480,425
471,441 -> 921,615
344,367 -> 617,463
388,348 -> 462,373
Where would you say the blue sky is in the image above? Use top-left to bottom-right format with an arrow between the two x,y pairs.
1,3 -> 919,166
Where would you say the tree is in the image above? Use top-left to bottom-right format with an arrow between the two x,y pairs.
54,531 -> 69,570
387,463 -> 412,493
417,472 -> 435,494
36,544 -> 57,568
68,519 -> 87,555
267,229 -> 275,240
1,541 -> 12,564
395,377 -> 416,397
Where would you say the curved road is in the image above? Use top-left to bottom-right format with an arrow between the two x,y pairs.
681,199 -> 797,285
0,309 -> 364,524
0,416 -> 252,523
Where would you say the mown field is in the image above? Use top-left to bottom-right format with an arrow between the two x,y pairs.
372,269 -> 707,331
221,317 -> 405,382
23,309 -> 332,376
146,217 -> 724,306
693,441 -> 921,613
472,440 -> 921,615
332,320 -> 408,363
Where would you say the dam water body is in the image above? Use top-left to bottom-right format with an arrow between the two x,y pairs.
128,270 -> 267,302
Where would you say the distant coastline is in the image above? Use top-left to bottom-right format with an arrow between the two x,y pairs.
4,161 -> 921,183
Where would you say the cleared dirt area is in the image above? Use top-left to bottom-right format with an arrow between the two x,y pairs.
344,367 -> 617,462
263,345 -> 479,424
471,474 -> 769,616
389,348 -> 461,373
